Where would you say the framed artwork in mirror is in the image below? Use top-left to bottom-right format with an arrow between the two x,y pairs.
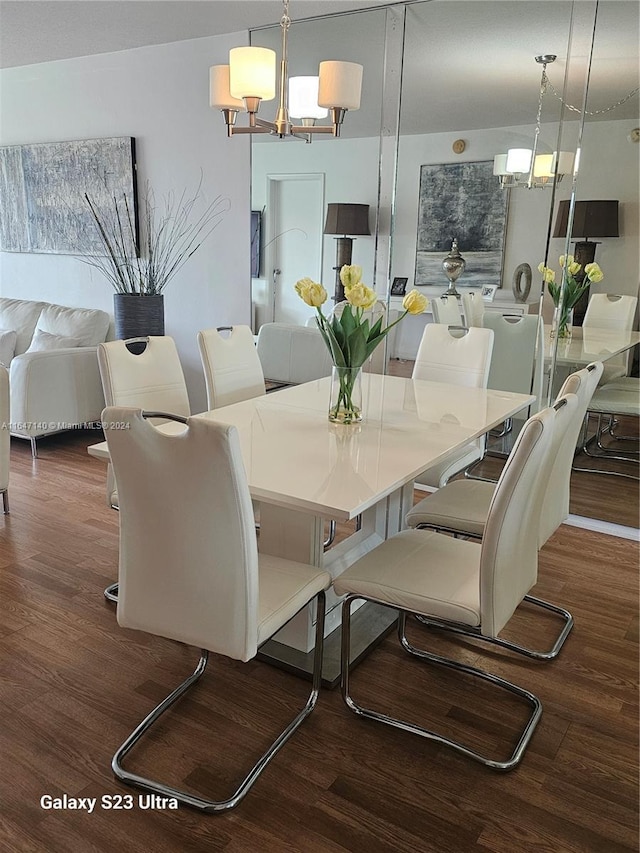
250,210 -> 261,278
414,161 -> 508,288
390,276 -> 408,296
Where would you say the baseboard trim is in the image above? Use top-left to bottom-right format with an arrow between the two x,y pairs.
564,514 -> 639,542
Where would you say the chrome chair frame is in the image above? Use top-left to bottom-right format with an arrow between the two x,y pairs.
113,591 -> 326,813
411,523 -> 573,660
341,595 -> 542,771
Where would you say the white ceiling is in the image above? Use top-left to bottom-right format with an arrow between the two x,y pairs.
0,0 -> 397,68
1,0 -> 637,136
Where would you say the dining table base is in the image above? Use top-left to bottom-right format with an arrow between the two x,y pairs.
258,601 -> 398,688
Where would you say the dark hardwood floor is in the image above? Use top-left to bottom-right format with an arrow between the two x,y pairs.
1,427 -> 638,853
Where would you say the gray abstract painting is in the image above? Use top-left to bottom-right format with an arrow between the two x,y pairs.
414,161 -> 508,287
0,136 -> 136,255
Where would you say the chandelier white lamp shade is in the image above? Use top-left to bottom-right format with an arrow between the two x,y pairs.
493,54 -> 575,189
288,76 -> 328,121
209,0 -> 363,142
229,47 -> 277,102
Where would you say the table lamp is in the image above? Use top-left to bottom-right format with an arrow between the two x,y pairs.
553,199 -> 619,324
324,203 -> 370,302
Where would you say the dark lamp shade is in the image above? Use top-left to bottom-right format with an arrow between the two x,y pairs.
324,203 -> 371,236
553,199 -> 619,240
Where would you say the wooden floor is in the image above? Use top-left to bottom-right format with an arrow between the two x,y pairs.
1,429 -> 638,853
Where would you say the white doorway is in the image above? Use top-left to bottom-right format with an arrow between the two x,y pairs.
264,173 -> 325,326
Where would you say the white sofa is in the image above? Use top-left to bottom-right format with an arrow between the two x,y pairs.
0,298 -> 110,454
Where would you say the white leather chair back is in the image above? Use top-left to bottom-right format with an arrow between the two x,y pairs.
0,366 -> 9,493
331,300 -> 388,373
198,326 -> 265,410
412,325 -> 494,388
482,313 -> 542,409
430,296 -> 463,326
583,294 -> 637,380
461,292 -> 485,328
583,294 -> 637,331
105,408 -> 260,662
538,361 -> 603,545
481,396 -> 578,636
97,336 -> 190,418
256,322 -> 333,384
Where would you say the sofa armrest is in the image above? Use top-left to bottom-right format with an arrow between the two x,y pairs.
9,347 -> 105,438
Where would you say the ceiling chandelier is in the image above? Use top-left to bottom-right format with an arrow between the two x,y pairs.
493,55 -> 574,190
209,0 -> 363,143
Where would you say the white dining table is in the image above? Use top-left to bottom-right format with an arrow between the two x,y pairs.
89,373 -> 535,683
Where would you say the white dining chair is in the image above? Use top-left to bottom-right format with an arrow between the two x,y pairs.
198,325 -> 265,409
461,291 -> 485,327
430,295 -> 463,326
256,322 -> 333,386
411,324 -> 494,487
574,374 -> 639,480
104,406 -> 331,813
97,335 -> 191,601
406,366 -> 601,658
583,294 -> 638,383
336,401 -> 571,771
0,365 -> 9,515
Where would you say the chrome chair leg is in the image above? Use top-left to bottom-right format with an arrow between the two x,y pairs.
323,519 -> 336,550
340,597 -> 541,772
416,594 -> 573,661
1,489 -> 8,514
112,591 -> 326,813
104,583 -> 119,603
30,437 -> 38,458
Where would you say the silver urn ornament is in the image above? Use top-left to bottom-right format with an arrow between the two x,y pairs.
442,239 -> 466,297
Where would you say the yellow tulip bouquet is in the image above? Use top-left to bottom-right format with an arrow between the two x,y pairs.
295,265 -> 428,423
538,255 -> 604,338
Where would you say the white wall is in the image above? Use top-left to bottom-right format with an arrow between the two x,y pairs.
0,33 -> 253,413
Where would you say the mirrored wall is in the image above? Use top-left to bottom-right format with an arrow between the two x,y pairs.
249,0 -> 638,529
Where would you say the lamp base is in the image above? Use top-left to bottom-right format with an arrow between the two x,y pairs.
572,240 -> 598,326
333,236 -> 354,303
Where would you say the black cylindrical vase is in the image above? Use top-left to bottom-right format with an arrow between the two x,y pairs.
113,294 -> 165,340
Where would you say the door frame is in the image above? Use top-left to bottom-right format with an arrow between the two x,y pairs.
265,173 -> 325,323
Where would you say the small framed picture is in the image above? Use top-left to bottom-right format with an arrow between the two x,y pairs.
481,284 -> 498,302
390,276 -> 408,296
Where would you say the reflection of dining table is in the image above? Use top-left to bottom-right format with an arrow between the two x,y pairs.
544,325 -> 640,366
89,373 -> 534,684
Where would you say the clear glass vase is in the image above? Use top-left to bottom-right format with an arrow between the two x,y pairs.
551,306 -> 574,339
329,366 -> 363,424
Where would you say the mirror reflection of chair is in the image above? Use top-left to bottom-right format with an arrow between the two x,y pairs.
335,402 -> 570,771
97,336 -> 191,602
430,295 -> 463,326
583,294 -> 638,384
256,322 -> 333,387
411,324 -> 494,487
574,374 -> 639,480
406,366 -> 602,659
197,325 -> 265,409
104,407 -> 331,813
0,365 -> 9,515
465,313 -> 544,479
461,291 -> 485,328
